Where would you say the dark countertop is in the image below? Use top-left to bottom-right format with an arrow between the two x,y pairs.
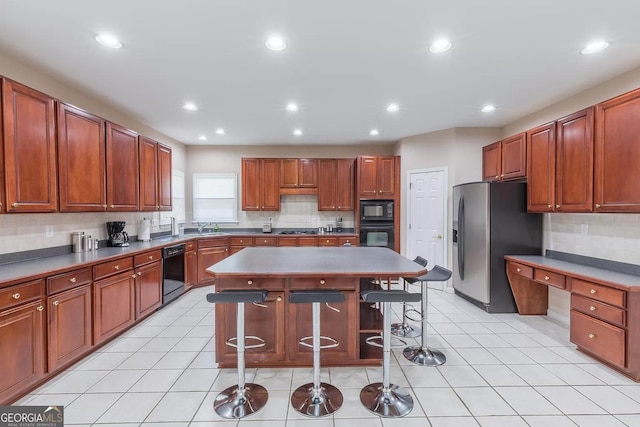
505,255 -> 640,288
207,247 -> 427,278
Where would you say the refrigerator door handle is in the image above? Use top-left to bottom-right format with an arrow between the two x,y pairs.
458,195 -> 465,280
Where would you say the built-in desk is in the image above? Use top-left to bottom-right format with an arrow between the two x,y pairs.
505,254 -> 640,381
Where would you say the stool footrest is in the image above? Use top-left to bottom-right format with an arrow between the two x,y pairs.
299,335 -> 339,349
226,335 -> 266,349
404,308 -> 422,322
364,334 -> 407,348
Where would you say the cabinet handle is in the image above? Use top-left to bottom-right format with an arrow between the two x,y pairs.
495,175 -> 499,179
110,205 -> 115,209
114,265 -> 120,270
320,279 -> 326,285
138,272 -> 142,276
556,204 -> 560,209
131,274 -> 137,278
544,275 -> 550,280
588,333 -> 596,339
69,277 -> 77,283
589,306 -> 596,311
595,204 -> 601,209
277,296 -> 282,302
53,301 -> 59,306
37,306 -> 44,312
12,293 -> 20,299
516,268 -> 521,273
247,280 -> 253,285
590,289 -> 596,294
547,205 -> 552,209
12,202 -> 19,208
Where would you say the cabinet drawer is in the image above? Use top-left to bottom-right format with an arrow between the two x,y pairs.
278,237 -> 298,247
47,268 -> 92,295
93,257 -> 133,281
533,268 -> 565,289
507,261 -> 533,279
571,294 -> 625,327
134,250 -> 162,267
217,278 -> 284,290
298,237 -> 317,247
230,236 -> 254,246
255,237 -> 277,246
0,279 -> 44,310
198,237 -> 229,248
571,278 -> 625,307
570,310 -> 625,367
318,237 -> 338,246
290,277 -> 357,290
184,240 -> 196,252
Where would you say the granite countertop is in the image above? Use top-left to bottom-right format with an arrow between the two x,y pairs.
505,255 -> 640,288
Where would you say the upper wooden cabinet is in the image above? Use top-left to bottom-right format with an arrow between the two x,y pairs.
106,122 -> 139,211
139,137 -> 172,211
595,88 -> 640,212
2,79 -> 57,212
527,123 -> 556,212
242,158 -> 280,211
318,158 -> 355,211
357,156 -> 397,199
280,158 -> 317,193
57,103 -> 106,212
482,133 -> 526,181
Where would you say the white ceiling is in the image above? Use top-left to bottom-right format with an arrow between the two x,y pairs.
1,0 -> 639,146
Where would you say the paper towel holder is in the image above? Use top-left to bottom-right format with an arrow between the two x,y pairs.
138,218 -> 151,241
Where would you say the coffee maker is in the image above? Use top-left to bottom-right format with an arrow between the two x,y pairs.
106,221 -> 129,247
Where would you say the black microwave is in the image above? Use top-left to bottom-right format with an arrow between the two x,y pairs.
360,200 -> 394,222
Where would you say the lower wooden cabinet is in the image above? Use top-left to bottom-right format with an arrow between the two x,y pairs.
93,271 -> 135,345
197,246 -> 229,285
185,250 -> 197,290
47,284 -> 92,372
0,299 -> 46,404
570,310 -> 625,368
135,260 -> 162,319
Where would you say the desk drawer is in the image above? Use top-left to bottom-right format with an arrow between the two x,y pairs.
534,268 -> 565,289
318,237 -> 338,247
93,257 -> 133,281
47,268 -> 92,295
254,237 -> 277,246
230,237 -> 254,246
298,237 -> 317,247
571,294 -> 625,327
507,261 -> 533,279
290,277 -> 357,290
134,250 -> 162,267
217,278 -> 284,290
278,237 -> 298,247
571,278 -> 625,308
570,310 -> 625,367
0,279 -> 44,310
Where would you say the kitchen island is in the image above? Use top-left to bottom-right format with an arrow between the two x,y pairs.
206,247 -> 427,367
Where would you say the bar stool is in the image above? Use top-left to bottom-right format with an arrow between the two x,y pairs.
289,290 -> 345,417
403,265 -> 452,366
360,289 -> 421,417
391,256 -> 428,338
206,290 -> 269,419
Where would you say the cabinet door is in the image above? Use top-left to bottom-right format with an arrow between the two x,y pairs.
138,136 -> 159,211
299,158 -> 318,187
0,299 -> 45,403
2,79 -> 57,212
197,246 -> 229,285
106,122 -> 139,211
216,291 -> 285,365
527,123 -> 556,212
556,108 -> 594,212
482,141 -> 502,181
501,133 -> 526,180
358,156 -> 378,198
185,250 -> 197,290
242,158 -> 260,210
336,159 -> 355,210
317,159 -> 337,210
261,158 -> 280,210
93,271 -> 135,344
158,144 -> 172,211
135,261 -> 162,319
47,285 -> 92,372
0,80 -> 4,214
280,158 -> 299,188
376,156 -> 396,197
57,102 -> 106,212
288,291 -> 358,362
595,89 -> 640,212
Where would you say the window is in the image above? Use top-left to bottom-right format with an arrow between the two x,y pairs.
160,170 -> 186,225
192,173 -> 238,223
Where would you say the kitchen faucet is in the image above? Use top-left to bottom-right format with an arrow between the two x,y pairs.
198,221 -> 213,234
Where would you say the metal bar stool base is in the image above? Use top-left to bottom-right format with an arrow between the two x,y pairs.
214,383 -> 268,419
403,346 -> 446,366
390,322 -> 421,338
291,382 -> 343,417
359,382 -> 413,418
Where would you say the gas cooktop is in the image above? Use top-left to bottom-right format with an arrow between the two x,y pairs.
278,230 -> 318,235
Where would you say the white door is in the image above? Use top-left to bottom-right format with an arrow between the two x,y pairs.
408,168 -> 447,277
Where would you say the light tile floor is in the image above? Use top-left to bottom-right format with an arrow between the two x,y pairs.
16,286 -> 640,426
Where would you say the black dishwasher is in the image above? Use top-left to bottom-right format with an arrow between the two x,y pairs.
162,243 -> 185,305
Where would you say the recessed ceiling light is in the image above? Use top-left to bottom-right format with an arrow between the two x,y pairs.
266,35 -> 287,51
429,38 -> 452,53
481,105 -> 497,113
369,129 -> 380,136
198,135 -> 208,141
95,33 -> 123,49
386,103 -> 399,113
182,102 -> 198,111
581,40 -> 610,55
285,103 -> 299,112
293,129 -> 303,136
215,128 -> 226,135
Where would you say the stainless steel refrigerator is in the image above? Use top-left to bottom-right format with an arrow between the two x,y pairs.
452,181 -> 542,313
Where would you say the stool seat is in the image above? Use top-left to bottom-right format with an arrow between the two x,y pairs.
361,289 -> 421,304
290,290 -> 345,304
402,256 -> 428,284
206,290 -> 268,304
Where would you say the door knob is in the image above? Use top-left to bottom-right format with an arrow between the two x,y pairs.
436,235 -> 442,239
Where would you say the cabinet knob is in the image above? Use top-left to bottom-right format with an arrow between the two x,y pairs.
544,275 -> 550,280
53,301 -> 59,306
240,240 -> 244,243
495,175 -> 499,179
12,293 -> 20,299
516,268 -> 521,273
148,255 -> 153,260
103,205 -> 107,209
131,274 -> 137,278
110,205 -> 115,209
157,205 -> 160,209
37,306 -> 44,312
320,279 -> 326,285
547,205 -> 552,209
326,240 -> 330,243
588,333 -> 596,339
277,296 -> 282,302
590,289 -> 596,294
589,306 -> 596,311
247,280 -> 253,285
0,202 -> 2,207
69,277 -> 77,283
595,204 -> 601,209
501,174 -> 504,177
114,265 -> 120,270
556,204 -> 560,209
138,272 -> 142,276
12,202 -> 18,208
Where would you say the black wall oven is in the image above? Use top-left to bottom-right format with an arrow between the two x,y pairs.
359,224 -> 395,250
360,200 -> 394,222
